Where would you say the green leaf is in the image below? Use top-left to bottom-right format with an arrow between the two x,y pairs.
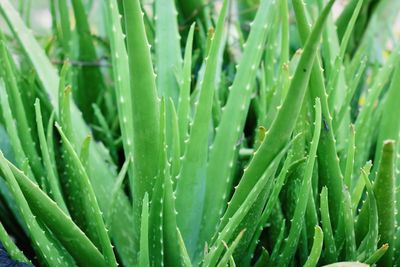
304,226 -> 324,267
0,220 -> 29,264
204,136 -> 295,267
357,166 -> 378,261
5,160 -> 107,267
268,219 -> 286,266
0,2 -> 135,261
70,0 -> 106,122
201,0 -> 279,246
343,125 -> 356,189
355,140 -> 396,265
216,229 -> 245,267
320,187 -> 338,263
175,0 -> 229,257
122,0 -> 161,253
155,0 -> 182,105
217,0 -> 334,247
0,39 -> 43,182
352,161 -> 371,213
34,99 -> 68,214
278,98 -> 322,266
354,46 -> 400,174
56,124 -> 118,267
139,193 -> 150,267
102,2 -> 138,261
364,243 -> 389,265
253,247 -> 269,267
292,0 -> 344,229
242,152 -> 294,265
177,23 -> 195,154
106,156 -> 131,226
0,152 -> 75,266
0,80 -> 34,180
147,99 -> 166,267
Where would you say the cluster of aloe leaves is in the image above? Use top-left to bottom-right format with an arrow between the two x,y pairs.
0,0 -> 399,266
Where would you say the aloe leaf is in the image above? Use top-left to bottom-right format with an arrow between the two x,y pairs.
305,180 -> 319,253
106,156 -> 131,226
0,0 -> 59,107
177,229 -> 192,267
342,185 -> 356,260
6,160 -> 107,267
34,99 -> 68,214
101,3 -> 137,260
58,0 -> 71,55
56,124 -> 117,267
167,98 -> 181,183
343,125 -> 356,189
230,158 -> 278,263
268,219 -> 286,266
177,23 -> 195,153
263,13 -> 281,127
0,40 -> 43,182
79,135 -> 91,174
336,0 -> 380,56
278,98 -> 322,266
320,187 -> 338,263
203,140 -> 292,267
304,226 -> 323,267
253,247 -> 269,267
163,133 -> 185,266
122,0 -> 161,253
216,229 -> 245,267
102,0 -> 134,164
175,0 -> 229,256
326,0 -> 363,111
154,0 -> 183,166
292,0 -> 345,229
148,99 -> 166,267
357,167 -> 378,261
242,152 -> 294,266
155,0 -> 182,105
0,2 -> 135,261
334,56 -> 367,132
370,141 -> 395,265
0,152 -> 75,267
0,126 -> 27,232
92,104 -> 117,163
356,140 -> 396,262
263,11 -> 278,92
278,0 -> 290,94
217,0 -> 334,243
70,0 -> 105,122
139,193 -> 150,267
256,65 -> 268,126
46,112 -> 58,178
352,161 -> 371,212
58,78 -> 93,243
373,64 -> 400,182
0,80 -> 33,180
58,64 -> 74,143
0,220 -> 29,264
354,47 -> 400,173
315,0 -> 339,78
364,243 -> 389,265
201,0 -> 279,245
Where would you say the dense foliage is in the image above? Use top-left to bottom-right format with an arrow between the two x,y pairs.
0,0 -> 399,266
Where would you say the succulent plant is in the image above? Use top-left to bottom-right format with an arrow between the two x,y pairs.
0,0 -> 399,266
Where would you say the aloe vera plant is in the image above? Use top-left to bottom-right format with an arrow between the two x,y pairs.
0,0 -> 399,266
